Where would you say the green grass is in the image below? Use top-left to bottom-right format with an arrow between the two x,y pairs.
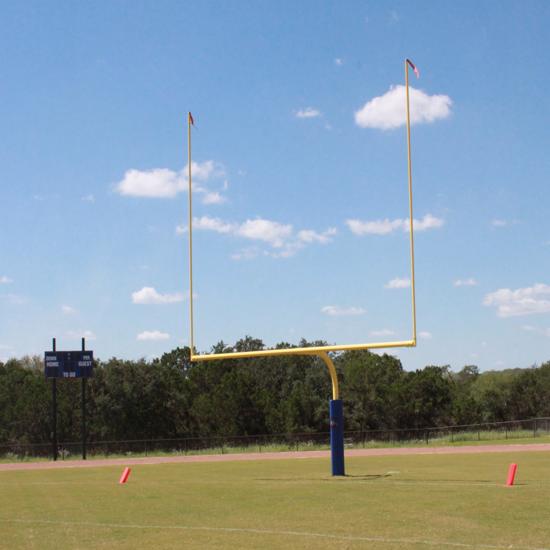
1,451 -> 549,549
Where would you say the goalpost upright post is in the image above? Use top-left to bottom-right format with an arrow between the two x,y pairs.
185,59 -> 417,475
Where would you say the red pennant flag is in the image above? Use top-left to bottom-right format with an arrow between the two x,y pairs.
189,112 -> 195,126
406,59 -> 420,79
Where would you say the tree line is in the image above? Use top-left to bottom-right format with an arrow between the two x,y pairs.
1,336 -> 549,446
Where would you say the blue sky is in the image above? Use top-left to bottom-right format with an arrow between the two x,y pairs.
1,1 -> 549,371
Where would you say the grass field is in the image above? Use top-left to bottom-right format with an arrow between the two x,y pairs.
1,451 -> 549,549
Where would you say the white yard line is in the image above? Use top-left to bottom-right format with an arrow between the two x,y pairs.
0,518 -> 548,550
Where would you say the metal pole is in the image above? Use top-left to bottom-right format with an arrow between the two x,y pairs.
52,338 -> 58,461
81,337 -> 87,460
405,59 -> 417,345
187,113 -> 195,355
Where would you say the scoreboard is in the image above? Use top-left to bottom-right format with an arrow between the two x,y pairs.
44,351 -> 94,378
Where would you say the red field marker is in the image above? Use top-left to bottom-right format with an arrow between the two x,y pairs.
506,463 -> 518,486
119,467 -> 131,484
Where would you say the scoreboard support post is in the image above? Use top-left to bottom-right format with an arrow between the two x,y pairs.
81,337 -> 87,460
44,339 -> 94,462
51,338 -> 58,461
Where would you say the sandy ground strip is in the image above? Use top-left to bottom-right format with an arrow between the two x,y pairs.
0,442 -> 549,471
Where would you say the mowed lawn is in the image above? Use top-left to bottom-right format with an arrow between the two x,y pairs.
1,451 -> 549,549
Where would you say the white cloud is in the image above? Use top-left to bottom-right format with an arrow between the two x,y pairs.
114,161 -> 226,202
454,278 -> 478,287
66,330 -> 96,341
202,191 -> 226,205
192,215 -> 335,258
334,58 -> 343,66
298,228 -> 337,244
116,167 -> 184,198
413,214 -> 444,231
236,219 -> 293,248
137,330 -> 170,341
346,214 -> 444,236
61,305 -> 76,315
370,329 -> 395,337
295,107 -> 321,119
419,331 -> 432,340
491,218 -> 520,228
483,283 -> 550,318
132,287 -> 184,305
346,218 -> 404,235
193,216 -> 236,234
385,277 -> 411,289
321,305 -> 366,317
355,85 -> 452,130
0,276 -> 12,284
81,194 -> 95,203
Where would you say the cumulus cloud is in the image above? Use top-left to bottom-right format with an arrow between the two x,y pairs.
193,216 -> 236,234
419,331 -> 433,340
202,191 -> 226,205
132,287 -> 184,305
81,194 -> 95,203
385,277 -> 411,289
454,278 -> 478,287
137,330 -> 170,341
321,305 -> 366,316
346,214 -> 444,236
0,276 -> 12,284
334,58 -> 343,66
114,161 -> 227,203
236,219 -> 293,248
413,214 -> 444,231
61,305 -> 76,315
190,215 -> 336,258
355,85 -> 452,130
295,107 -> 321,119
116,167 -> 183,198
297,228 -> 337,244
483,283 -> 550,318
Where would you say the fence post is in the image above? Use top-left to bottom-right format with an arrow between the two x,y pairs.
534,419 -> 537,438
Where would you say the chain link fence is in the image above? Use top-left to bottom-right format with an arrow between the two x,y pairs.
1,417 -> 549,461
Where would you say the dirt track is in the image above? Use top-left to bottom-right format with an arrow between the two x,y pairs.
1,443 -> 549,472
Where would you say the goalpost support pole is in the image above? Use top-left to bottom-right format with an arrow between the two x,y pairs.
318,352 -> 345,476
329,399 -> 345,476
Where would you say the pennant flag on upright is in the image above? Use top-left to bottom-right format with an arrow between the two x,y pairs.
406,59 -> 420,79
189,112 -> 195,126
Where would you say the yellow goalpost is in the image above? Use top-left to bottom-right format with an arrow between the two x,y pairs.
185,59 -> 420,475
